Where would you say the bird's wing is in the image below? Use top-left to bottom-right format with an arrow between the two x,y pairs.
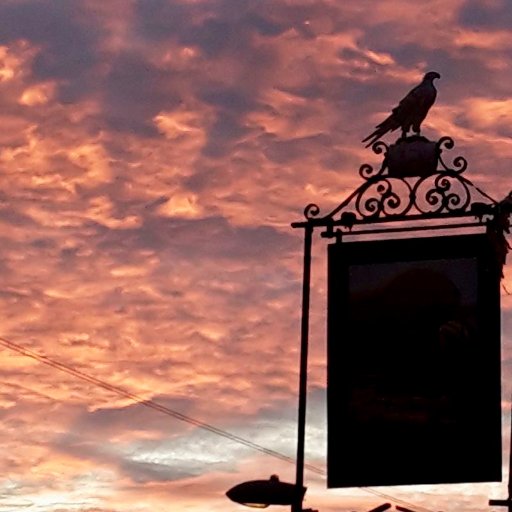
362,80 -> 436,146
391,82 -> 431,120
372,83 -> 427,130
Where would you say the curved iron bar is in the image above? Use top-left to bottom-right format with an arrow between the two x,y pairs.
359,163 -> 376,180
355,177 -> 414,219
304,203 -> 321,220
411,171 -> 471,215
359,141 -> 389,180
372,140 -> 389,156
437,136 -> 468,174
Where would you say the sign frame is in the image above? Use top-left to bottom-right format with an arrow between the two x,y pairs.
327,232 -> 502,488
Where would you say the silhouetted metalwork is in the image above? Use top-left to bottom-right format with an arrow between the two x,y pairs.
327,233 -> 502,488
368,504 -> 392,512
297,135 -> 505,242
488,399 -> 512,512
226,475 -> 306,508
362,71 -> 440,147
290,127 -> 512,508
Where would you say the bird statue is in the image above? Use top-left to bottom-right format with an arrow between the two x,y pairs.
362,71 -> 441,148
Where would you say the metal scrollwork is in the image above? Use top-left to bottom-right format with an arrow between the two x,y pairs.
298,135 -> 494,230
304,203 -> 320,219
339,135 -> 477,222
356,177 -> 413,218
358,141 -> 389,180
437,136 -> 468,174
372,140 -> 388,154
358,161 -> 387,180
358,163 -> 376,180
437,136 -> 454,150
413,172 -> 471,214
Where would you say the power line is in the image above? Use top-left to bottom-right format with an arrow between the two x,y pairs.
0,335 -> 435,512
0,336 -> 321,473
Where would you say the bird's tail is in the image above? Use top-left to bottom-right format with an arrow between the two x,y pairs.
362,128 -> 385,148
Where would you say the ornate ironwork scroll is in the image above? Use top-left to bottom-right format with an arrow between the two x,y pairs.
302,135 -> 496,231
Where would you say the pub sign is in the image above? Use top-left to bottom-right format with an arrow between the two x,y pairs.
327,233 -> 502,488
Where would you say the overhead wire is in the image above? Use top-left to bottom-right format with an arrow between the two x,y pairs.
0,335 -> 321,473
0,335 -> 436,512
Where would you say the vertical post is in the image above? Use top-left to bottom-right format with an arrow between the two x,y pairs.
293,225 -> 313,512
489,398 -> 512,512
508,397 -> 512,500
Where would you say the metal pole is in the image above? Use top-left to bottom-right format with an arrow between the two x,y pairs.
489,398 -> 512,512
293,225 -> 313,512
508,397 -> 512,500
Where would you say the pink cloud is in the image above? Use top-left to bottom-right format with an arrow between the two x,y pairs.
0,1 -> 511,511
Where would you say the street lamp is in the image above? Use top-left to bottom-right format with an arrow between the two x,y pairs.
226,474 -> 306,509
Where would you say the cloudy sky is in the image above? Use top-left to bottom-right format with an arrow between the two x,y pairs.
1,0 -> 512,511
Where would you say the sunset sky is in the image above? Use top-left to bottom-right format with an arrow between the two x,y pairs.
1,1 -> 512,511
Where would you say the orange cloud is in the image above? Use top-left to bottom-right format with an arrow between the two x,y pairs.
0,1 -> 511,511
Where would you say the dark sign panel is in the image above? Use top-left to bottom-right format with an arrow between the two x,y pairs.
327,233 -> 502,488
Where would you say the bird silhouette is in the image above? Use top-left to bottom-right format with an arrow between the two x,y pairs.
362,71 -> 441,148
